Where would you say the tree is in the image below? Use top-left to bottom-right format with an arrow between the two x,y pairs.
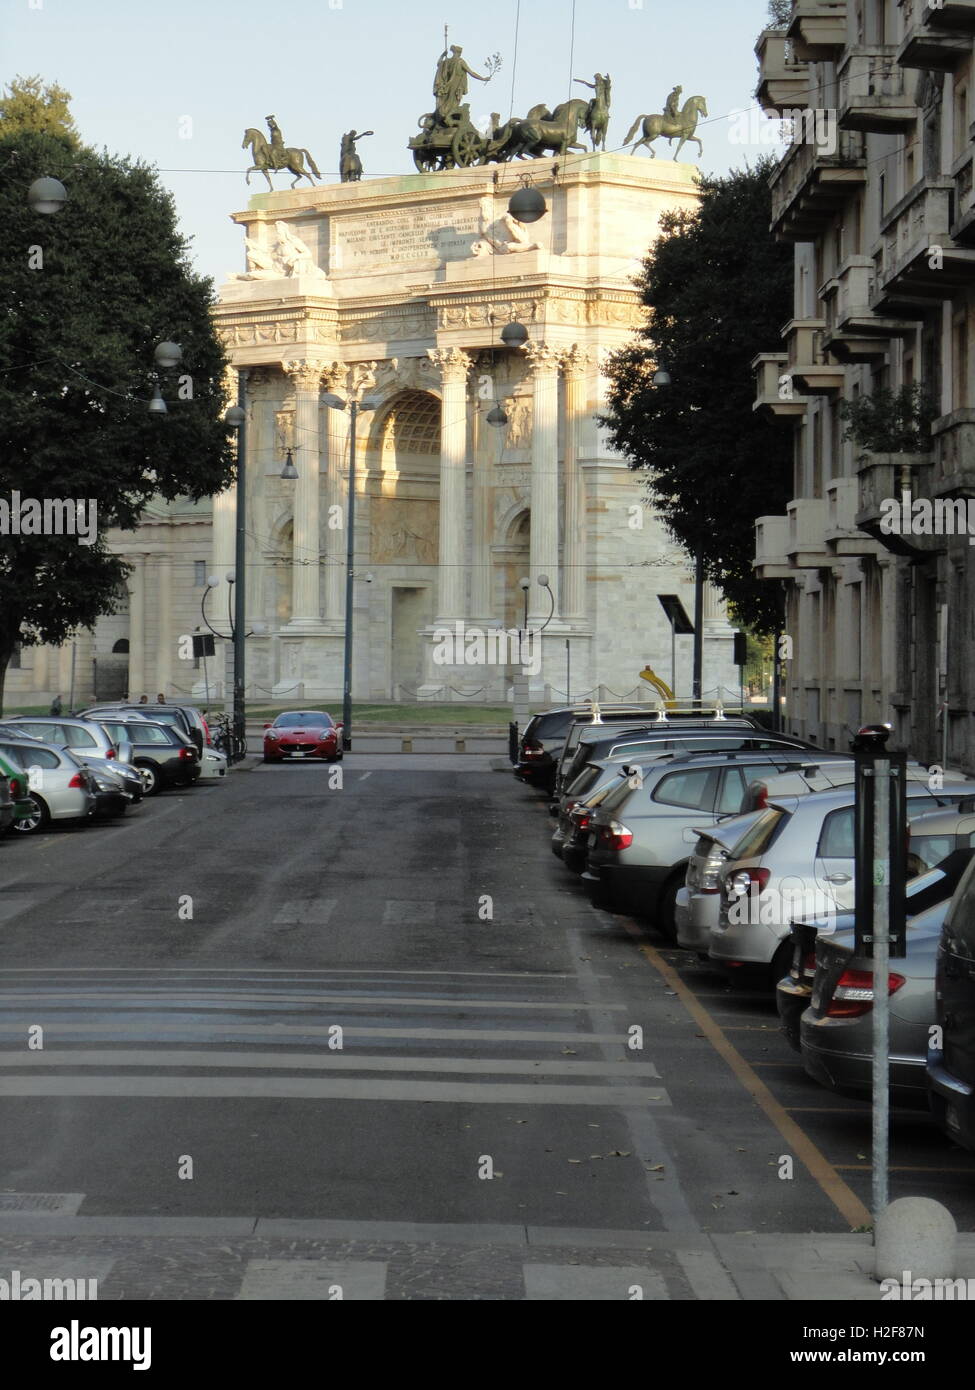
600,160 -> 794,632
0,123 -> 236,711
766,0 -> 792,28
0,75 -> 80,148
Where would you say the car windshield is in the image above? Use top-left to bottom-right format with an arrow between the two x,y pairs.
274,712 -> 333,727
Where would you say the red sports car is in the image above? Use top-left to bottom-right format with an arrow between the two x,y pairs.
262,711 -> 343,763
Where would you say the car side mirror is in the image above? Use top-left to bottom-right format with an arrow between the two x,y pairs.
263,722 -> 272,729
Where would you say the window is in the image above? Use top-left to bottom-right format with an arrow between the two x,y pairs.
194,561 -> 207,587
910,835 -> 955,874
0,744 -> 59,770
715,769 -> 747,815
818,807 -> 855,858
652,769 -> 716,811
65,727 -> 97,748
112,639 -> 130,654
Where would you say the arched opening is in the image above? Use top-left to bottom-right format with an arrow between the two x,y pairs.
112,638 -> 130,654
497,509 -> 531,631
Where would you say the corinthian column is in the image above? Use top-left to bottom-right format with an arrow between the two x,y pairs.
428,347 -> 472,624
283,359 -> 324,627
524,342 -> 561,624
560,346 -> 592,623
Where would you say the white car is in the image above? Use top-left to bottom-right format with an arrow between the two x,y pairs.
198,745 -> 227,782
0,737 -> 96,835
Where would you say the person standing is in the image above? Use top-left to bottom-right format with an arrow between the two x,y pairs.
49,693 -> 63,716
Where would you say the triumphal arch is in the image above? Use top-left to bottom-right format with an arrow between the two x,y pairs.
213,152 -> 738,703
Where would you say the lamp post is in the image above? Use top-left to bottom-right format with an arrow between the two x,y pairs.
321,390 -> 380,750
224,386 -> 247,757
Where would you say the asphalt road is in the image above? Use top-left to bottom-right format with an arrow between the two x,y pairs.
1,754 -> 973,1296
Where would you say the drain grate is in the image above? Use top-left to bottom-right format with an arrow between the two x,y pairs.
0,1192 -> 84,1213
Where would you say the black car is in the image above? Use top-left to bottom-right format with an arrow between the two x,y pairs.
928,853 -> 975,1150
512,707 -> 589,791
103,720 -> 200,795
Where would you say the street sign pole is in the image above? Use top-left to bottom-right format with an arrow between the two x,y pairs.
871,757 -> 890,1220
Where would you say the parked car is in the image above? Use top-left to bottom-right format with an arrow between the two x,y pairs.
776,850 -> 975,1051
928,852 -> 975,1150
559,728 -> 819,805
1,722 -> 144,806
6,715 -> 131,764
0,739 -> 97,834
554,709 -> 763,797
581,749 -> 832,937
512,706 -> 591,791
197,743 -> 228,782
739,759 -> 967,813
94,720 -> 200,795
800,899 -> 950,1107
262,711 -> 342,763
0,750 -> 37,833
710,781 -> 975,984
675,809 -> 767,954
81,703 -> 205,756
0,766 -> 13,834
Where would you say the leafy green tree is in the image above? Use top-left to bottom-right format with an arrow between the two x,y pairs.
0,75 -> 80,148
601,160 -> 793,632
0,123 -> 235,711
766,0 -> 792,28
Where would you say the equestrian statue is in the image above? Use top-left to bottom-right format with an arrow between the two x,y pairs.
242,115 -> 322,190
623,89 -> 708,162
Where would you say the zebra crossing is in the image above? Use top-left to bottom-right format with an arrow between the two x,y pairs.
0,962 -> 668,1106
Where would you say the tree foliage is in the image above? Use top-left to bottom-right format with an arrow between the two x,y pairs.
600,160 -> 794,632
0,113 -> 235,710
0,75 -> 80,148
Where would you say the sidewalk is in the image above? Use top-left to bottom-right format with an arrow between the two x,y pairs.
0,1214 -> 969,1298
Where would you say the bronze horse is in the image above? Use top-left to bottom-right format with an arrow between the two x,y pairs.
504,99 -> 591,159
623,96 -> 708,162
242,128 -> 322,190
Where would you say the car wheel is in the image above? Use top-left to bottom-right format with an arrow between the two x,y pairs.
655,876 -> 683,944
12,794 -> 49,835
136,761 -> 161,796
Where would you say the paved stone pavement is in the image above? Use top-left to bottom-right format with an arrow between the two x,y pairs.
2,1220 -> 973,1299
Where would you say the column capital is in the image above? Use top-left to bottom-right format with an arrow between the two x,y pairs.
522,342 -> 561,376
282,358 -> 326,391
321,359 -> 347,393
559,345 -> 595,379
427,347 -> 473,384
247,367 -> 275,391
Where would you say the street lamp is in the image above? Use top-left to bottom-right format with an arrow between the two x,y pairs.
148,341 -> 183,417
321,389 -> 381,750
27,176 -> 68,214
224,393 -> 247,760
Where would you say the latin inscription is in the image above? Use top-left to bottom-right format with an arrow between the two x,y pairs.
332,203 -> 482,268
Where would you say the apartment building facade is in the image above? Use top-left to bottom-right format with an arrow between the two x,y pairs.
753,0 -> 975,767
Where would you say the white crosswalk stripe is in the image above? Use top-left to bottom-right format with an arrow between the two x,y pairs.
0,936 -> 669,1109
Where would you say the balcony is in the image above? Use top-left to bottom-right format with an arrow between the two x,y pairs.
769,130 -> 867,242
872,178 -> 975,312
783,317 -> 845,396
824,476 -> 884,555
754,515 -> 794,579
821,257 -> 917,361
898,0 -> 971,69
787,0 -> 849,61
951,148 -> 975,244
837,46 -> 918,133
786,497 -> 831,567
752,351 -> 809,418
931,408 -> 975,497
855,448 -> 937,555
755,30 -> 812,115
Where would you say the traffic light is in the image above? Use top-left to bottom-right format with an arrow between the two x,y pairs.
733,632 -> 747,667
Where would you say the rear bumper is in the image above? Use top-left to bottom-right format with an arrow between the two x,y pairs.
802,1021 -> 927,1104
776,980 -> 811,1052
927,1048 -> 975,1148
676,890 -> 721,953
583,861 -> 666,916
513,761 -> 554,789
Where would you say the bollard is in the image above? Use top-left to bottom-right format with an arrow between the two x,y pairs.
455,737 -> 466,753
402,737 -> 412,753
874,1197 -> 957,1282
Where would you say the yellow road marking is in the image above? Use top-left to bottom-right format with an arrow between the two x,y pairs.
627,925 -> 871,1229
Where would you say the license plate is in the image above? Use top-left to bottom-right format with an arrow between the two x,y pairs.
946,1103 -> 962,1134
810,987 -> 821,1011
291,751 -> 305,758
588,832 -> 596,847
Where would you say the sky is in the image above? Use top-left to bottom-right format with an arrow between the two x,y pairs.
2,0 -> 784,284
